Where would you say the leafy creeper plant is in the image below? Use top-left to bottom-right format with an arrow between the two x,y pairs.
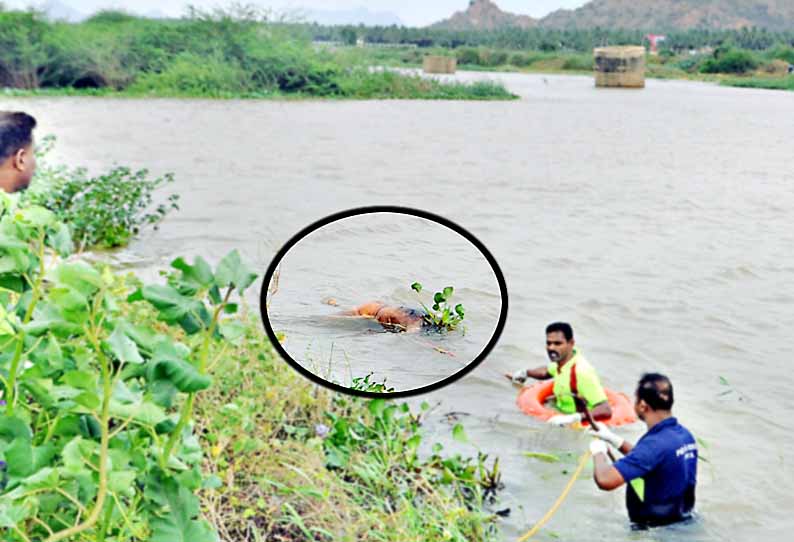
0,194 -> 257,541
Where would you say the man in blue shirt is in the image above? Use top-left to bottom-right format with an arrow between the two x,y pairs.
589,373 -> 697,527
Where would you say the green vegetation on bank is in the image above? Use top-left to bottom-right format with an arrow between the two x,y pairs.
308,23 -> 794,53
197,330 -> 502,540
21,136 -> 180,250
339,40 -> 794,91
0,7 -> 515,100
0,193 -> 503,540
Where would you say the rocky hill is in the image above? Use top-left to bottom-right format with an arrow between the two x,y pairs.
430,0 -> 536,30
541,0 -> 794,31
431,0 -> 794,31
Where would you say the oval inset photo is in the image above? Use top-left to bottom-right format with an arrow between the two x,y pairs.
260,207 -> 507,398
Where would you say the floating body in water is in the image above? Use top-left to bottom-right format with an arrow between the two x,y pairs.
339,301 -> 426,332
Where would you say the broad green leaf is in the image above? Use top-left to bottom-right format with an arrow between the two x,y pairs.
62,437 -> 88,472
443,286 -> 454,300
5,438 -> 34,477
214,249 -> 257,294
116,320 -> 159,353
171,256 -> 214,294
141,284 -> 205,325
147,357 -> 211,393
0,304 -> 16,336
63,370 -> 96,390
49,286 -> 88,312
0,418 -> 32,443
368,399 -> 387,418
109,399 -> 167,426
20,466 -> 58,490
112,379 -> 141,405
0,250 -> 30,275
78,415 -> 102,440
107,326 -> 144,364
411,282 -> 422,292
48,222 -> 73,257
148,477 -> 218,542
0,499 -> 36,527
0,274 -> 25,293
20,378 -> 56,409
15,206 -> 56,228
219,321 -> 245,342
23,302 -> 82,336
149,380 -> 178,408
0,234 -> 28,250
108,470 -> 137,493
49,261 -> 103,296
452,423 -> 469,444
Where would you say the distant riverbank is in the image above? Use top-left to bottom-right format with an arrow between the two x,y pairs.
0,8 -> 515,101
339,44 -> 794,92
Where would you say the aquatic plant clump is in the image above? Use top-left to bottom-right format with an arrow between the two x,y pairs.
411,282 -> 465,331
23,135 -> 180,250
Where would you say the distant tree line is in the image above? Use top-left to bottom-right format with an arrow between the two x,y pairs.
296,23 -> 794,53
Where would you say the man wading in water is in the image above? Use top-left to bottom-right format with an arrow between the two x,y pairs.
589,373 -> 697,528
0,111 -> 37,194
507,322 -> 613,425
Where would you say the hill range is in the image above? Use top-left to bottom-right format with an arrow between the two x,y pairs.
432,0 -> 794,31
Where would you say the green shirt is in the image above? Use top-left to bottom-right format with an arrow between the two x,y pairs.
547,348 -> 608,414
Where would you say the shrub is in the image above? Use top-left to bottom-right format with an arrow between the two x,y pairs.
456,47 -> 480,65
128,51 -> 251,95
24,136 -> 180,249
562,54 -> 593,71
700,48 -> 759,74
478,49 -> 508,67
766,45 -> 794,65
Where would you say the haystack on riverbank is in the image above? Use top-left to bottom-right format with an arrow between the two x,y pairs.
423,56 -> 457,74
594,46 -> 645,88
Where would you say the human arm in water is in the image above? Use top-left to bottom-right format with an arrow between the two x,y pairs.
506,365 -> 551,384
589,423 -> 634,490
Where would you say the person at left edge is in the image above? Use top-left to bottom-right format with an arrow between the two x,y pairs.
0,111 -> 37,194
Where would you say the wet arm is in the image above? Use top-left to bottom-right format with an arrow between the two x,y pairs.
592,453 -> 625,491
590,400 -> 613,421
526,366 -> 551,379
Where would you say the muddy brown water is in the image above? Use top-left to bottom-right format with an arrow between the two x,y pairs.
5,71 -> 794,540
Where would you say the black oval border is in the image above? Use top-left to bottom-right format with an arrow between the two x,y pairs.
259,206 -> 509,399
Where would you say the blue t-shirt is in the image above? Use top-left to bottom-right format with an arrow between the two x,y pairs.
614,417 -> 697,526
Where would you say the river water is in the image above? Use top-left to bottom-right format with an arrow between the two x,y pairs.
5,71 -> 793,540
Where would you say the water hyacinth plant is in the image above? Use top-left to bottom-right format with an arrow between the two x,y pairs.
23,135 -> 180,250
411,282 -> 465,331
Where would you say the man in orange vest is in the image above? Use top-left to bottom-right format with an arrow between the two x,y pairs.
508,322 -> 612,425
0,111 -> 37,194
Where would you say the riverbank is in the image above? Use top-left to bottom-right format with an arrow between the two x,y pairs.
338,44 -> 794,92
194,319 -> 503,541
0,9 -> 514,101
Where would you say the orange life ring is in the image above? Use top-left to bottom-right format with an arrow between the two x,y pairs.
517,380 -> 637,427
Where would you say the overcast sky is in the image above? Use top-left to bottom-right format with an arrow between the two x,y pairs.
4,1 -> 590,26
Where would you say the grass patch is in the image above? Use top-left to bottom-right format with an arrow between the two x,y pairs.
194,320 -> 504,541
720,75 -> 794,91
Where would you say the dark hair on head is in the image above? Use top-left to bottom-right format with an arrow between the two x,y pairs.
545,322 -> 573,341
637,373 -> 674,411
0,112 -> 37,163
